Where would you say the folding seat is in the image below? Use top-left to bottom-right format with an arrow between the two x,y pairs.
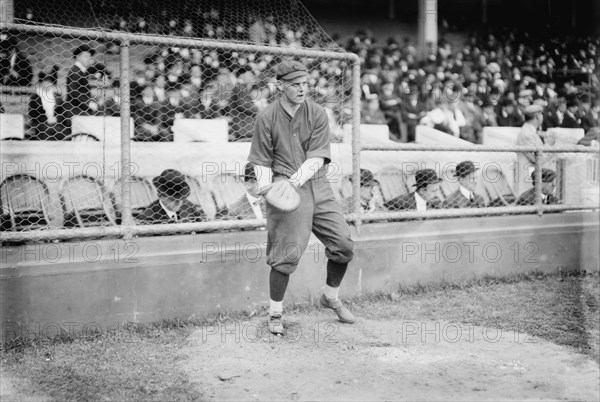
0,174 -> 51,231
111,176 -> 157,223
60,175 -> 116,228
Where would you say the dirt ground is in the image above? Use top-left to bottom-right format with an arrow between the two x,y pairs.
180,312 -> 600,401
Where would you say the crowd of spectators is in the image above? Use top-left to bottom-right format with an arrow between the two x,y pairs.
1,5 -> 598,144
351,28 -> 599,143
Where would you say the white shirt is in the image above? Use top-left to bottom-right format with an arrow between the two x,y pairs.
459,185 -> 473,200
414,192 -> 427,211
159,200 -> 178,222
37,89 -> 56,123
246,193 -> 263,219
74,61 -> 87,73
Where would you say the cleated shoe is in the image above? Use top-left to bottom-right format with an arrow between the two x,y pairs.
268,313 -> 284,335
320,294 -> 355,323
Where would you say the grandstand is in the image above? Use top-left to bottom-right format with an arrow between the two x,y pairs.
0,0 -> 598,338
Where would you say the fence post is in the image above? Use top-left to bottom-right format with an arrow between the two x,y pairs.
119,39 -> 134,238
534,150 -> 543,217
351,58 -> 362,231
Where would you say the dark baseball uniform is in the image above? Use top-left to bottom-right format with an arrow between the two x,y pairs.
249,98 -> 354,275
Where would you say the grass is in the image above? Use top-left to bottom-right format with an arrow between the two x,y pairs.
1,270 -> 599,401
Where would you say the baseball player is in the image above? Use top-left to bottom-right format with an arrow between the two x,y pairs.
248,59 -> 355,335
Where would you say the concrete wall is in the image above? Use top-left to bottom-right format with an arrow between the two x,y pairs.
1,211 -> 598,340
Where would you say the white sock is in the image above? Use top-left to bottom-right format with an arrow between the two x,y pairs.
269,300 -> 283,316
324,285 -> 339,301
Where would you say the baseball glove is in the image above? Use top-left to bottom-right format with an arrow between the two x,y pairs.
258,180 -> 300,212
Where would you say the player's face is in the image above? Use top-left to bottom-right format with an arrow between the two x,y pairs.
280,76 -> 308,105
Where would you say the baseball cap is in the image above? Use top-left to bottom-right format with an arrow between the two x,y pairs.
276,60 -> 308,81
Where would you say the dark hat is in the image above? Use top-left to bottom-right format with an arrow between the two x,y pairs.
531,168 -> 556,183
414,169 -> 442,189
243,162 -> 257,182
455,161 -> 479,178
153,169 -> 190,199
73,44 -> 96,57
566,97 -> 578,108
276,59 -> 308,81
349,169 -> 379,187
500,97 -> 515,107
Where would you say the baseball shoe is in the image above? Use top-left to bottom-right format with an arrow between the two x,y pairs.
268,313 -> 284,335
320,294 -> 355,323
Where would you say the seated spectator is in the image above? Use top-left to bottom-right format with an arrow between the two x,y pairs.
401,86 -> 427,142
360,95 -> 387,125
137,169 -> 207,224
561,97 -> 581,128
133,85 -> 166,141
420,99 -> 465,137
543,97 -> 565,129
159,83 -> 191,141
378,80 -> 402,140
0,36 -> 33,87
129,69 -> 147,100
577,127 -> 600,147
226,163 -> 267,220
516,169 -> 559,206
442,161 -> 485,208
228,66 -> 259,141
496,98 -> 524,127
101,79 -> 122,117
578,93 -> 597,132
342,169 -> 383,214
27,67 -> 67,140
384,169 -> 443,211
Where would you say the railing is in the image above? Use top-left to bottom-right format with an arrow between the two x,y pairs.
1,22 -> 598,245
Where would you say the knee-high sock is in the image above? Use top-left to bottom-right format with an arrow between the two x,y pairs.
326,260 -> 348,288
269,268 -> 290,302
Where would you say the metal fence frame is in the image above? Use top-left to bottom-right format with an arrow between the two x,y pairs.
1,22 -> 599,244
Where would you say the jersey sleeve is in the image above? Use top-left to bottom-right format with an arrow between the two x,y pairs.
305,105 -> 332,164
248,113 -> 274,167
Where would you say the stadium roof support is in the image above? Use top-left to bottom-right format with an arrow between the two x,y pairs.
417,0 -> 437,59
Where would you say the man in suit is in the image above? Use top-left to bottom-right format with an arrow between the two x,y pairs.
342,169 -> 383,214
560,98 -> 581,129
401,86 -> 426,142
516,168 -> 559,206
514,104 -> 556,195
66,44 -> 97,117
442,161 -> 485,208
227,163 -> 267,220
384,169 -> 443,211
28,68 -> 67,140
137,169 -> 206,224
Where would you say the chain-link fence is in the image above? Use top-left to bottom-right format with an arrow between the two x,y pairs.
1,0 -> 599,245
0,0 -> 361,243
